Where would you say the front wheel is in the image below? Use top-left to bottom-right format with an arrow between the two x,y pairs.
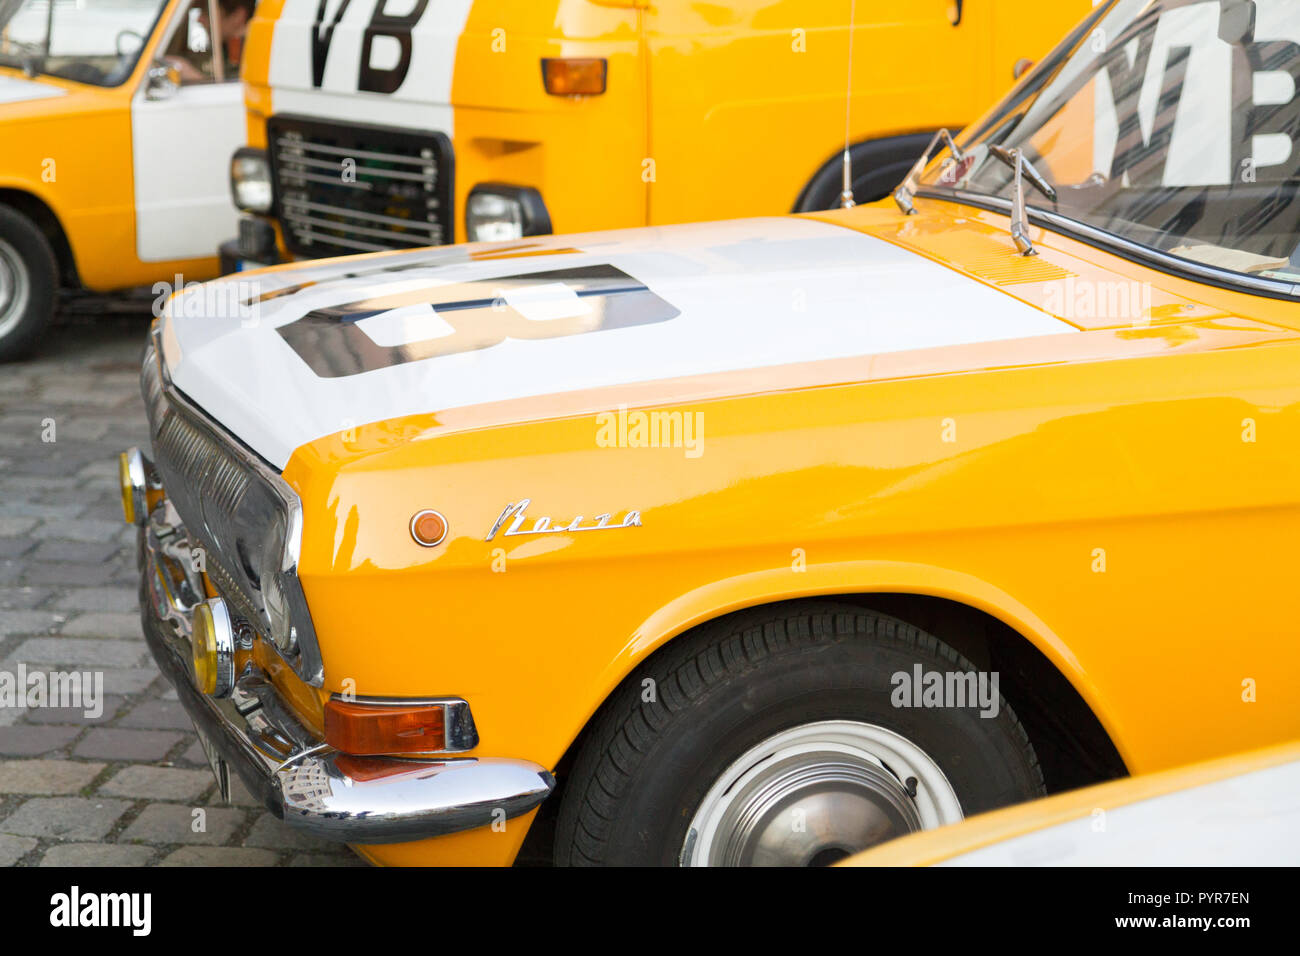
0,205 -> 58,363
554,602 -> 1045,866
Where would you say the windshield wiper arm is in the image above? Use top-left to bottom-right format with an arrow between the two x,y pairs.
989,145 -> 1057,203
987,146 -> 1056,256
893,128 -> 965,216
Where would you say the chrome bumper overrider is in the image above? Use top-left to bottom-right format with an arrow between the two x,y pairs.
138,497 -> 555,845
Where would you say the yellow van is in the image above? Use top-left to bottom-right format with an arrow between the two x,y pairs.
0,0 -> 258,360
224,0 -> 1090,269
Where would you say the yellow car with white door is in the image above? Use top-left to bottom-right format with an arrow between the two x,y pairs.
0,0 -> 255,360
128,0 -> 1300,866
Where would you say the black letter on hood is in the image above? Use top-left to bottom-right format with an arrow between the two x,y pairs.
359,0 -> 429,94
311,0 -> 354,88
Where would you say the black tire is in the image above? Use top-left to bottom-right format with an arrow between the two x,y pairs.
0,205 -> 58,362
794,133 -> 937,211
554,601 -> 1044,866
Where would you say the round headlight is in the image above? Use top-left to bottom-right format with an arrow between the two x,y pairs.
231,149 -> 272,214
190,598 -> 235,697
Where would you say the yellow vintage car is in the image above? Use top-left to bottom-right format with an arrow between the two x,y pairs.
127,0 -> 1300,866
0,0 -> 258,360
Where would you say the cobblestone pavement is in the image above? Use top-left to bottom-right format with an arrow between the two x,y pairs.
0,310 -> 362,867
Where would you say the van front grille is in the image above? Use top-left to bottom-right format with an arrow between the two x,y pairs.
268,114 -> 454,259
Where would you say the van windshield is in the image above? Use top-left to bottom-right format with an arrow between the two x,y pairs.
921,0 -> 1300,292
0,0 -> 166,87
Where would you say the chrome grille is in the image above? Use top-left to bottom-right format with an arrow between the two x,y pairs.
140,335 -> 325,686
142,344 -> 262,626
268,114 -> 453,259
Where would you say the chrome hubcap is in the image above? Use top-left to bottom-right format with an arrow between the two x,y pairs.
0,237 -> 31,340
681,720 -> 963,866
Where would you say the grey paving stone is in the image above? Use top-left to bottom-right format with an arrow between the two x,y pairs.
21,562 -> 116,586
1,797 -> 131,840
54,587 -> 141,613
24,695 -> 123,726
244,813 -> 339,851
0,518 -> 39,537
0,587 -> 52,610
74,728 -> 182,762
0,834 -> 37,866
100,765 -> 212,801
0,759 -> 105,794
0,725 -> 81,756
61,612 -> 142,640
0,538 -> 36,559
40,843 -> 156,867
220,775 -> 266,809
158,846 -> 279,867
0,610 -> 61,637
31,540 -> 121,565
178,738 -> 206,766
118,699 -> 192,731
98,668 -> 161,696
120,804 -> 242,846
12,637 -> 147,668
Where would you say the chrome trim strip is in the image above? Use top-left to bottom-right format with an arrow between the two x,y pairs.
915,188 -> 1300,303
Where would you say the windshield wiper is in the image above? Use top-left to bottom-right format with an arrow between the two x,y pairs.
988,145 -> 1057,256
893,128 -> 965,216
988,145 -> 1057,203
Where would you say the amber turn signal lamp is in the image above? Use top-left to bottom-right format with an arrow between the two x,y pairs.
325,699 -> 449,756
410,509 -> 448,547
541,57 -> 607,95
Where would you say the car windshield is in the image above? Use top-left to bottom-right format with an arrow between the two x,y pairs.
921,0 -> 1300,290
0,0 -> 167,87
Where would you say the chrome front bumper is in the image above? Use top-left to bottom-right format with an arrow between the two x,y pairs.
138,498 -> 555,845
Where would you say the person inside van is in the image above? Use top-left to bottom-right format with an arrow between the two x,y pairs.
164,0 -> 254,84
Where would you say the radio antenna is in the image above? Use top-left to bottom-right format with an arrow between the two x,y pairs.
839,0 -> 857,208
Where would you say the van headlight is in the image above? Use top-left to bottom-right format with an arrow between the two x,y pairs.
231,147 -> 273,213
466,185 -> 551,242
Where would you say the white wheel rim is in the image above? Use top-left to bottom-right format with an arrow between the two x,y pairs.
681,720 -> 963,866
0,237 -> 31,341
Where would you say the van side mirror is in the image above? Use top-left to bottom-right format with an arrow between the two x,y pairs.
144,61 -> 181,101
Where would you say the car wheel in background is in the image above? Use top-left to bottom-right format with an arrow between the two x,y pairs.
0,205 -> 58,362
554,601 -> 1045,866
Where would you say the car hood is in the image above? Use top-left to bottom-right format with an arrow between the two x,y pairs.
0,70 -> 68,105
160,216 -> 1074,469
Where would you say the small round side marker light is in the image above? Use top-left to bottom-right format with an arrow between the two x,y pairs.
410,509 -> 448,547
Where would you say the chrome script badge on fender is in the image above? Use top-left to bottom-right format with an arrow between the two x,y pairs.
486,498 -> 642,541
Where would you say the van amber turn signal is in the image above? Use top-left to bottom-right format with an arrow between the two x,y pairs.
541,58 -> 607,96
325,699 -> 450,756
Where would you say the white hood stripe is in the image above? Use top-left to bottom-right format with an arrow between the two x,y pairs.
165,217 -> 1075,469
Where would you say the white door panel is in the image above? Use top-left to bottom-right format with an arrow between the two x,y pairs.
131,80 -> 244,263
